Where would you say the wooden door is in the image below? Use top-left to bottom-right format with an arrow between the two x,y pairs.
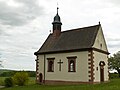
100,66 -> 104,82
39,73 -> 43,83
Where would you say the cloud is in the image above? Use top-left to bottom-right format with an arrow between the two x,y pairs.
0,21 -> 48,70
108,44 -> 120,49
106,37 -> 120,54
107,38 -> 120,42
107,0 -> 120,5
0,29 -> 4,35
0,0 -> 120,70
0,25 -> 11,36
0,0 -> 44,26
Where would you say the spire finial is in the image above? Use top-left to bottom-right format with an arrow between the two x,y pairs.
57,7 -> 59,14
99,21 -> 101,25
57,2 -> 59,14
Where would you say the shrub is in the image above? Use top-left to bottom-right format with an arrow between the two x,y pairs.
13,72 -> 29,86
27,71 -> 36,77
4,77 -> 14,87
109,73 -> 119,79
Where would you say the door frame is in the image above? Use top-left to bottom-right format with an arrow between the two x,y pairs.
99,61 -> 105,82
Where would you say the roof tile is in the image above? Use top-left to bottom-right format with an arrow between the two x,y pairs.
35,24 -> 100,54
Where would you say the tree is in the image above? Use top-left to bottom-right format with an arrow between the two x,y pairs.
4,77 -> 14,87
108,51 -> 120,77
0,71 -> 16,77
13,71 -> 29,86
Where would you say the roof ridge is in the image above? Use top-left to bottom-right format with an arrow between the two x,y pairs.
61,24 -> 100,33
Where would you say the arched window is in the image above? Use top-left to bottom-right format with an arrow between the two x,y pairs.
49,61 -> 54,71
70,60 -> 75,71
47,58 -> 55,72
67,56 -> 77,72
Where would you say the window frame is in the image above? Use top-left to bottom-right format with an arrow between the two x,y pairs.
67,56 -> 77,72
47,58 -> 55,72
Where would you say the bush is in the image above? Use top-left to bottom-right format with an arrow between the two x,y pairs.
109,73 -> 119,79
27,71 -> 36,77
4,77 -> 14,87
13,72 -> 29,86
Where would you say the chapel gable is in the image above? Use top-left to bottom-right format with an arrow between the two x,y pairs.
93,24 -> 108,52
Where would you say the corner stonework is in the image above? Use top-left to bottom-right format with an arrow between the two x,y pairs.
36,59 -> 39,83
88,50 -> 95,83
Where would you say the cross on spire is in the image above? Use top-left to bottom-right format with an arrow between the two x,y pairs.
57,59 -> 63,71
57,1 -> 59,14
57,7 -> 59,14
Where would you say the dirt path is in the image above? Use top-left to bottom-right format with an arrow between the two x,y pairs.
0,86 -> 4,88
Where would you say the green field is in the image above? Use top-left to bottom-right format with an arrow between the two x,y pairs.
1,78 -> 120,90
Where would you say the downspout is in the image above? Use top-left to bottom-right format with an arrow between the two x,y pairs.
43,54 -> 46,84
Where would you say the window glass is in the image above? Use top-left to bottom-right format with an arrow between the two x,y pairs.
67,56 -> 77,72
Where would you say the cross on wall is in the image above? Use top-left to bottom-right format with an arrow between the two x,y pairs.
57,59 -> 63,71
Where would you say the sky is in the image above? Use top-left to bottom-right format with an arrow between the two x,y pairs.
0,0 -> 120,71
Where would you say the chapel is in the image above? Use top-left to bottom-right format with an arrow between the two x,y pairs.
34,8 -> 109,84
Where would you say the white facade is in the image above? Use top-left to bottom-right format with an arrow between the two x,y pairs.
37,51 -> 89,82
93,51 -> 109,82
92,27 -> 109,82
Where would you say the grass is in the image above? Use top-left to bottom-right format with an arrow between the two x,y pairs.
28,77 -> 36,85
1,78 -> 120,90
0,77 -> 6,85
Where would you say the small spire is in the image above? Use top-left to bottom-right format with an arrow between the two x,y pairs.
52,3 -> 62,37
52,6 -> 61,23
57,7 -> 59,14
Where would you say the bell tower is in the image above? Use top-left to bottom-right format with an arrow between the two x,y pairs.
52,7 -> 62,37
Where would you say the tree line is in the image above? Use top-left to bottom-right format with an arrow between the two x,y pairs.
108,51 -> 120,77
0,70 -> 36,77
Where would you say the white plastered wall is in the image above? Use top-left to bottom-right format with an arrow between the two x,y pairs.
93,26 -> 108,52
37,51 -> 89,82
93,26 -> 109,82
93,51 -> 109,82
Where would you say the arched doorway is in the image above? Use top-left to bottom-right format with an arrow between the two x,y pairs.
39,73 -> 43,84
99,61 -> 105,82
